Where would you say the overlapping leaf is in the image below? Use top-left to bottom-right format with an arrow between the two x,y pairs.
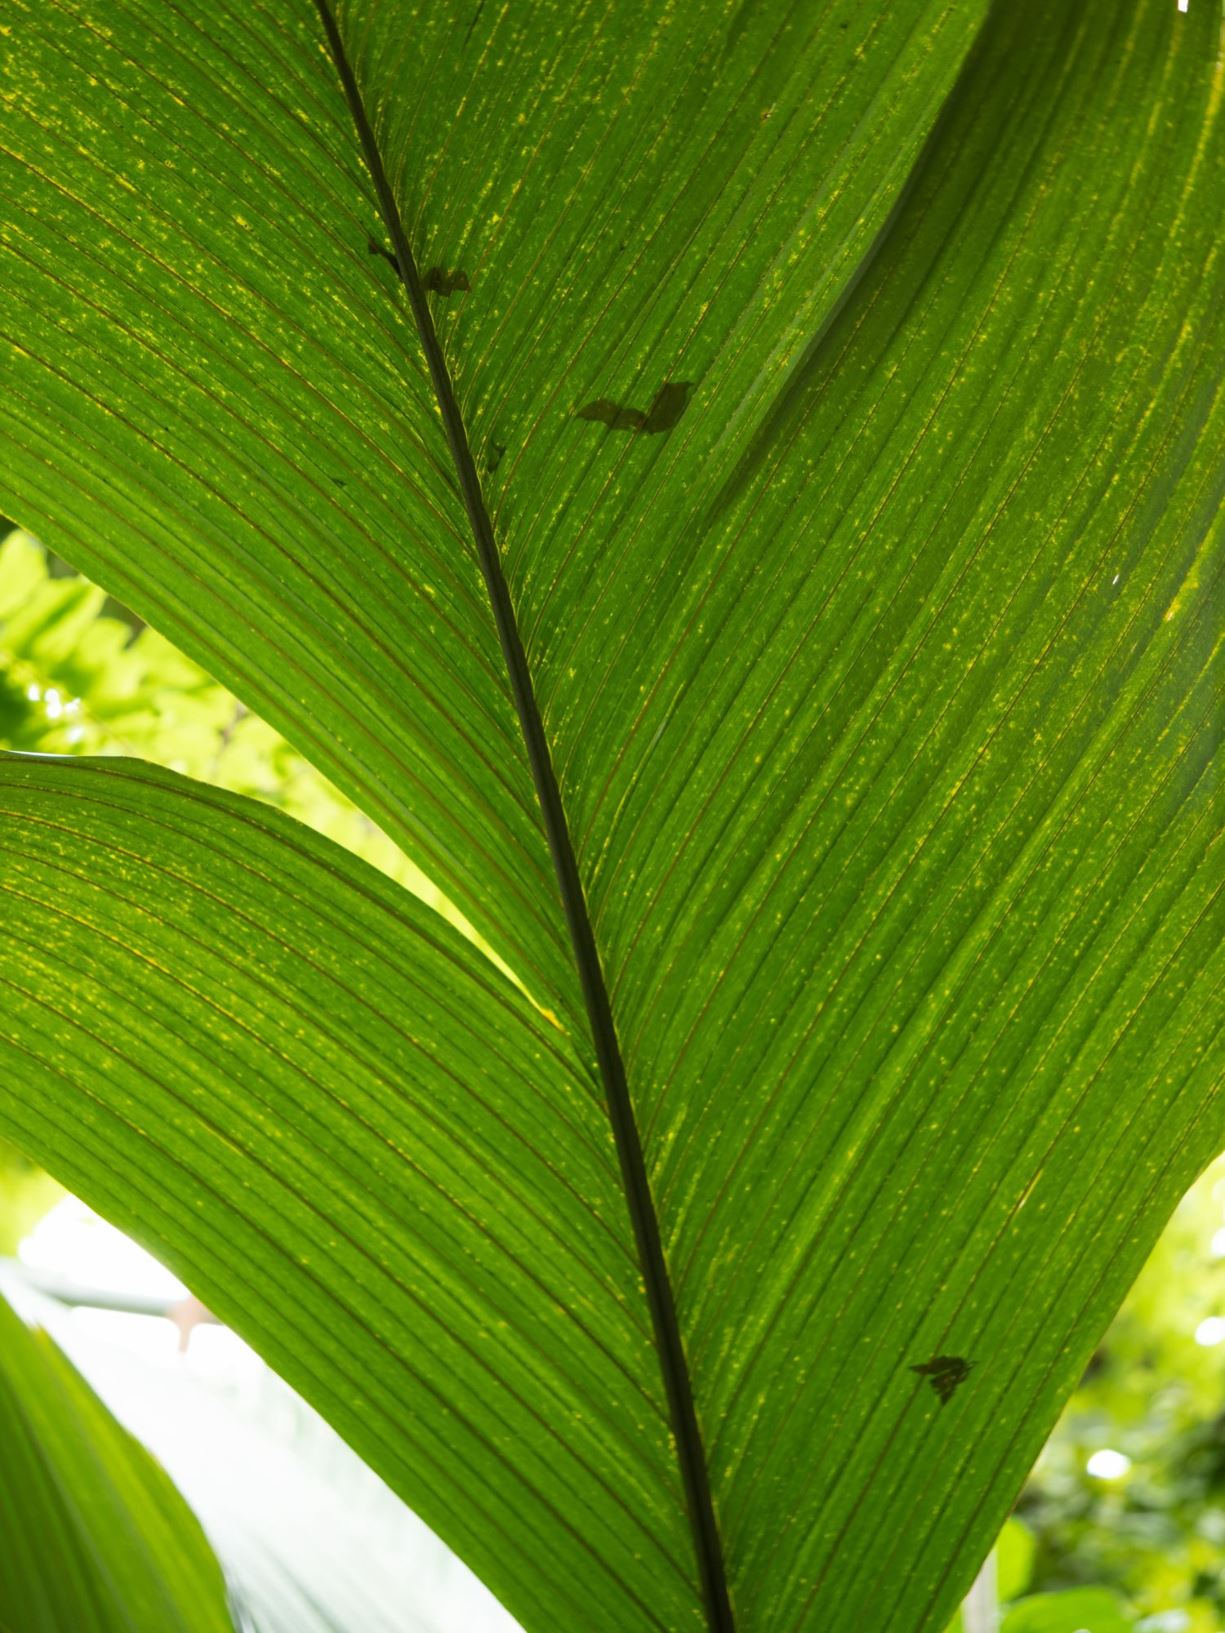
0,1 -> 1221,1631
0,753 -> 694,1627
0,1287 -> 234,1632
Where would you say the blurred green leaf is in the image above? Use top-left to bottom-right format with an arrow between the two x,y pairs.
1002,1588 -> 1134,1632
1019,1158 -> 1225,1623
0,1288 -> 235,1633
0,1138 -> 61,1256
1000,1521 -> 1037,1604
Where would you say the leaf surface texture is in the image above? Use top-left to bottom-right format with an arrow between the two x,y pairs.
0,1 -> 1221,1629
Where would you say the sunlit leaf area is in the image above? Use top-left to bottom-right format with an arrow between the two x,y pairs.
0,2 -> 1218,1629
0,536 -> 1219,1630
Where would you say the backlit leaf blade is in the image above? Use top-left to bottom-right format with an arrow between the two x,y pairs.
511,5 -> 1222,1622
338,0 -> 992,480
0,0 -> 565,1011
0,1286 -> 235,1633
0,1 -> 1219,1631
0,0 -> 982,1026
346,0 -> 1224,1621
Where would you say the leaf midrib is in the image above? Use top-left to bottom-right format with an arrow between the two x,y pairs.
311,5 -> 734,1628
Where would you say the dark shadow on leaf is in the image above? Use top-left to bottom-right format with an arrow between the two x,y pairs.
366,236 -> 401,275
575,399 -> 647,431
642,381 -> 692,432
910,1355 -> 973,1404
574,381 -> 692,435
424,266 -> 471,296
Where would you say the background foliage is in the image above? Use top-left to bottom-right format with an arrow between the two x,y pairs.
1017,1159 -> 1225,1633
0,528 -> 438,904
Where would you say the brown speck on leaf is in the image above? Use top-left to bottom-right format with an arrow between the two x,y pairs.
910,1355 -> 973,1404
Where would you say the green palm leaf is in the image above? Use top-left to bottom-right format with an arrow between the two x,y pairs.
0,1 -> 1220,1630
0,1287 -> 235,1632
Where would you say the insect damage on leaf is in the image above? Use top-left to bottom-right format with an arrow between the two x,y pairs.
574,380 -> 692,435
424,266 -> 471,296
909,1355 -> 973,1404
